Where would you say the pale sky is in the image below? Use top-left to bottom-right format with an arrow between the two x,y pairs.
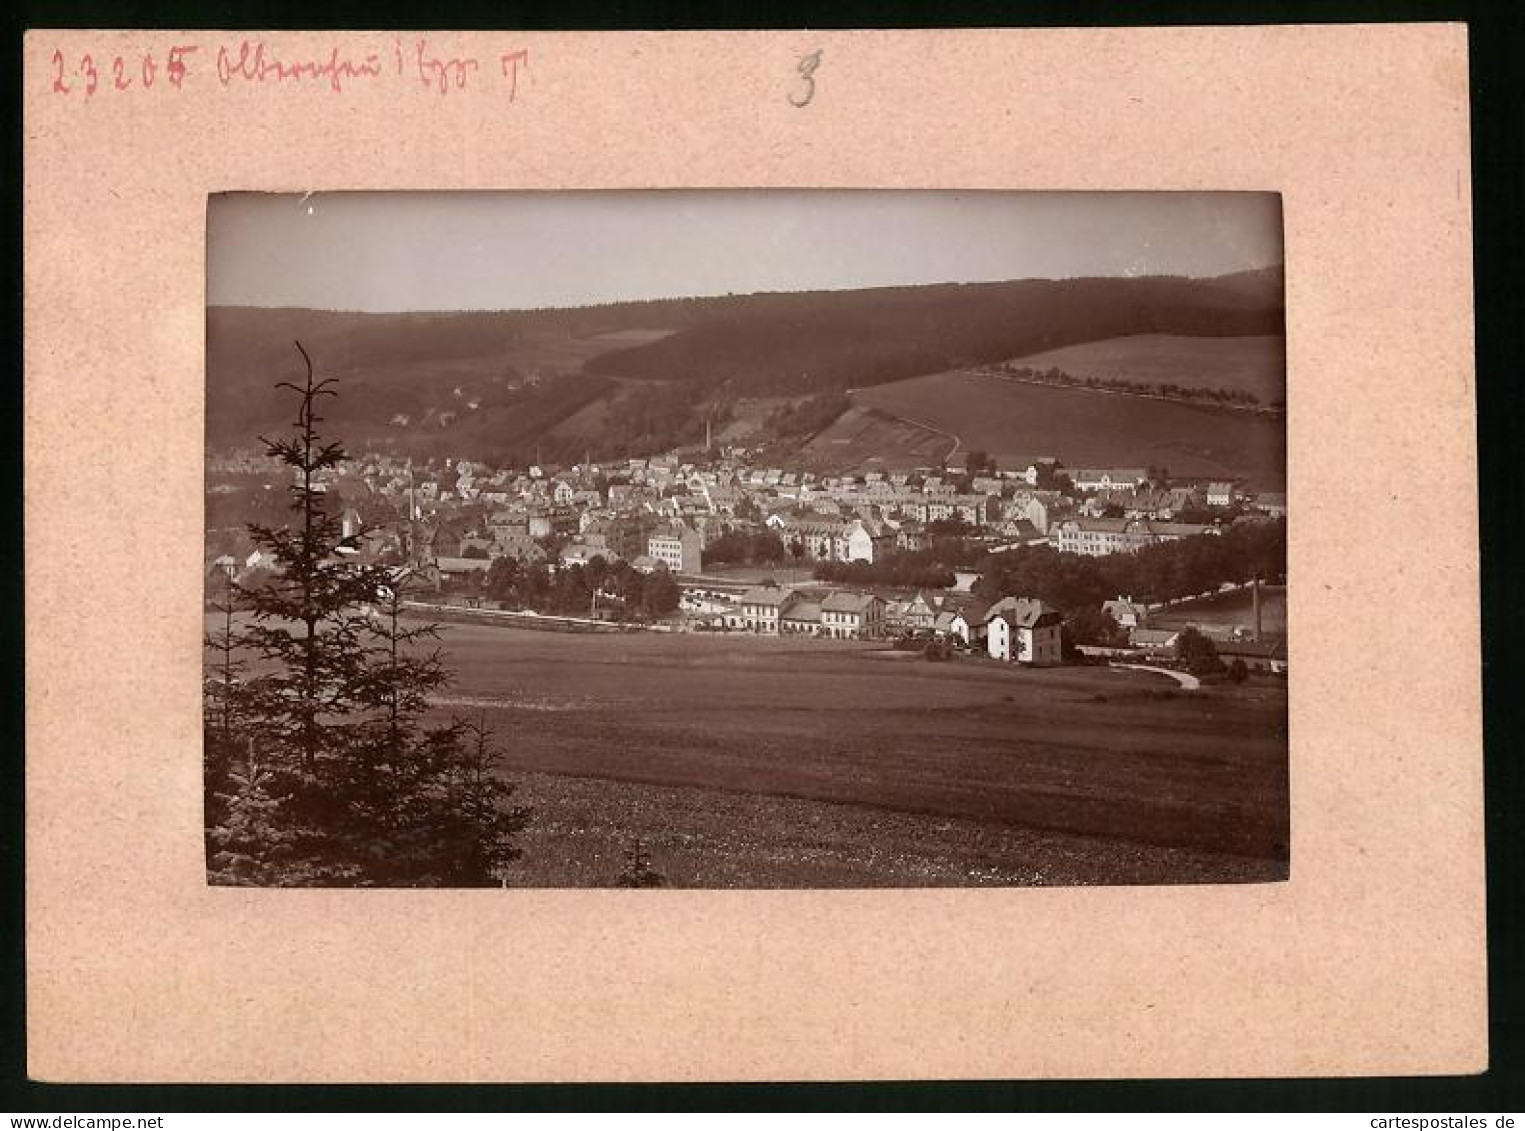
207,190 -> 1283,312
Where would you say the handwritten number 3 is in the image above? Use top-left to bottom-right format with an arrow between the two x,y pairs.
790,49 -> 821,108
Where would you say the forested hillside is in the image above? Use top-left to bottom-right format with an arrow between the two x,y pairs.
206,267 -> 1284,466
584,269 -> 1284,394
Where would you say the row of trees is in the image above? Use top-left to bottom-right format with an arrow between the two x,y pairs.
810,535 -> 992,590
977,520 -> 1285,669
813,557 -> 956,591
993,362 -> 1270,409
205,345 -> 532,887
974,518 -> 1286,613
470,553 -> 682,619
764,389 -> 851,440
701,527 -> 789,567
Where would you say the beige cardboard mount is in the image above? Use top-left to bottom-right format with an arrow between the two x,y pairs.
23,26 -> 1482,1082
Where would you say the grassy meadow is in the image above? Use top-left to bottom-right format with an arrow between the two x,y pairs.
426,624 -> 1290,887
1010,333 -> 1286,402
826,368 -> 1285,485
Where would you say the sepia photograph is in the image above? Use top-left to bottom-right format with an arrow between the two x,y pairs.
203,190 -> 1289,889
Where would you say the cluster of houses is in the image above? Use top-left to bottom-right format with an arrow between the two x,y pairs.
711,583 -> 1066,665
672,580 -> 1284,674
209,447 -> 1283,579
208,447 -> 1287,673
1100,593 -> 1288,674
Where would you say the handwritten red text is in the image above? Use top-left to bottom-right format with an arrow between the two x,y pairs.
46,40 -> 531,100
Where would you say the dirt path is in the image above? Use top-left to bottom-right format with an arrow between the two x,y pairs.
1110,663 -> 1201,691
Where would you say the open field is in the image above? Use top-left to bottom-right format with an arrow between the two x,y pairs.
503,770 -> 1284,888
1009,333 -> 1286,402
821,369 -> 1285,486
1151,584 -> 1288,637
800,404 -> 958,470
429,625 -> 1289,887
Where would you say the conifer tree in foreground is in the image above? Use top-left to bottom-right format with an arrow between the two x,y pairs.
204,568 -> 246,772
203,341 -> 530,886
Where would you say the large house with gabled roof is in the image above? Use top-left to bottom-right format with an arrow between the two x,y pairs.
900,590 -> 942,631
820,591 -> 885,639
737,584 -> 798,634
985,597 -> 1064,666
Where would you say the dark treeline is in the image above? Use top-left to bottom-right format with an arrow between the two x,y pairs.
765,389 -> 851,439
814,556 -> 955,591
813,538 -> 988,590
210,268 -> 1283,466
702,527 -> 789,566
974,519 -> 1287,614
587,271 -> 1285,397
465,554 -> 681,620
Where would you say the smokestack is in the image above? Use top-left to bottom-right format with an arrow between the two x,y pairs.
1253,576 -> 1263,643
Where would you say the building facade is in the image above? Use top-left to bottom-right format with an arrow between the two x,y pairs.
737,585 -> 797,634
820,591 -> 886,639
647,523 -> 704,573
985,597 -> 1064,665
1054,518 -> 1218,557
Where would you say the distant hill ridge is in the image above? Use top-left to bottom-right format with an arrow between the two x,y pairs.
206,266 -> 1284,465
582,267 -> 1283,395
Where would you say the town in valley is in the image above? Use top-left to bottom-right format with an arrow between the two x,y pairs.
204,191 -> 1289,889
210,441 -> 1288,670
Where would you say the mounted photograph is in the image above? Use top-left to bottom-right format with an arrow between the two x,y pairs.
204,189 -> 1289,888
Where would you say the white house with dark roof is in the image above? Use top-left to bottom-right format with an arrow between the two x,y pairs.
1216,637 -> 1288,674
780,599 -> 825,635
1072,468 -> 1149,493
1129,626 -> 1182,659
934,607 -> 984,647
1102,597 -> 1149,630
985,597 -> 1064,665
844,518 -> 893,563
820,591 -> 886,639
647,521 -> 703,573
737,584 -> 799,634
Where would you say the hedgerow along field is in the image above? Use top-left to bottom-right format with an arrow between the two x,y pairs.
427,623 -> 1290,888
825,364 -> 1285,486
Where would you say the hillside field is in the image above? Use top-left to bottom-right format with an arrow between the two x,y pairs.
1010,333 -> 1286,401
798,404 -> 957,469
814,368 -> 1285,486
208,269 -> 1284,467
425,624 -> 1290,887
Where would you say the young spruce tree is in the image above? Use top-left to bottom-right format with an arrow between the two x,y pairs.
206,341 -> 530,886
